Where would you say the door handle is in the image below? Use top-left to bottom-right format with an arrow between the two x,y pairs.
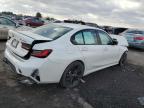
104,47 -> 108,51
81,47 -> 88,51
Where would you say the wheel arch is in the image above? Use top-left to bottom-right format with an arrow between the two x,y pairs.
59,59 -> 85,83
119,50 -> 128,64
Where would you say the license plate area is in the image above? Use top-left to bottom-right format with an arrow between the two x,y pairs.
11,39 -> 19,48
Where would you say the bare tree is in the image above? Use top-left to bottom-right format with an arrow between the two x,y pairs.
36,12 -> 42,18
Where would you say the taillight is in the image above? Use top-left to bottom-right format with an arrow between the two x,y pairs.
134,36 -> 144,40
21,42 -> 31,50
31,49 -> 52,58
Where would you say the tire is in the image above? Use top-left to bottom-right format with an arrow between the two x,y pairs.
119,52 -> 127,66
60,61 -> 84,88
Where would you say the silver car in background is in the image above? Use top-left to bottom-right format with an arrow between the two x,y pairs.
120,29 -> 144,49
0,16 -> 19,40
0,16 -> 32,40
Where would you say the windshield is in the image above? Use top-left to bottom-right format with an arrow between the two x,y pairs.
32,24 -> 73,40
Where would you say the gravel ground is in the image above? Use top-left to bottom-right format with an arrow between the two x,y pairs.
127,48 -> 144,66
79,63 -> 144,108
0,41 -> 144,108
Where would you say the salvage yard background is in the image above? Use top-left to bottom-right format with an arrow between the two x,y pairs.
0,41 -> 144,108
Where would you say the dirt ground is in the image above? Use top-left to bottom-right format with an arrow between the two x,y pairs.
0,41 -> 144,108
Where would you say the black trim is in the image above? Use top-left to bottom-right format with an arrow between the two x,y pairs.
11,40 -> 51,60
95,30 -> 102,45
23,40 -> 51,59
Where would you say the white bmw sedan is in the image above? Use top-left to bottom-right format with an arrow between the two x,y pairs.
4,23 -> 128,88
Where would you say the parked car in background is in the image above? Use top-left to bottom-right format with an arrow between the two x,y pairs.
85,22 -> 100,28
23,17 -> 44,27
0,16 -> 19,40
120,29 -> 144,49
4,23 -> 128,88
17,19 -> 26,26
111,27 -> 127,35
110,34 -> 128,47
0,16 -> 19,29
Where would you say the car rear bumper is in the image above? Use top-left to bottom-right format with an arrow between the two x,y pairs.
4,48 -> 66,84
4,48 -> 42,83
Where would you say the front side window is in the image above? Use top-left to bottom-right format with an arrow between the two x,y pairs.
98,30 -> 112,45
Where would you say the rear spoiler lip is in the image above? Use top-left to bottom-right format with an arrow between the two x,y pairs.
14,40 -> 51,60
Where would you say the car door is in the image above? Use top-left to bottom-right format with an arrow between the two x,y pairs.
72,29 -> 109,75
97,30 -> 120,65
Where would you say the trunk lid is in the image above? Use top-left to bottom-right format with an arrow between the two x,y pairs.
6,30 -> 52,58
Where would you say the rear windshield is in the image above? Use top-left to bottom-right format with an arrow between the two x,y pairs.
33,24 -> 73,40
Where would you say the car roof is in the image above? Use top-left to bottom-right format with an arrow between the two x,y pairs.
55,22 -> 102,30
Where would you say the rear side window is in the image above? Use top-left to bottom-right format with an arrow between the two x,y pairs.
73,32 -> 84,45
33,24 -> 73,40
98,30 -> 112,45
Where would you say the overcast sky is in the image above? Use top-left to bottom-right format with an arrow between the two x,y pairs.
0,0 -> 144,28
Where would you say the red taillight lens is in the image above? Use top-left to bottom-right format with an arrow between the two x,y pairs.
21,42 -> 31,50
31,49 -> 52,58
134,36 -> 144,40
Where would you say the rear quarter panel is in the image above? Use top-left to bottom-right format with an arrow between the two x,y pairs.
32,31 -> 85,83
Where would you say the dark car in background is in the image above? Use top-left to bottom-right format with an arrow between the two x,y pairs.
23,17 -> 44,27
101,26 -> 127,35
120,29 -> 144,49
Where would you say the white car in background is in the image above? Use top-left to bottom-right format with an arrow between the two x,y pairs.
0,16 -> 32,40
0,16 -> 19,40
0,17 -> 19,29
4,23 -> 128,88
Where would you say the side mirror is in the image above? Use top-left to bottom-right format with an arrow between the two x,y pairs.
112,38 -> 118,45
